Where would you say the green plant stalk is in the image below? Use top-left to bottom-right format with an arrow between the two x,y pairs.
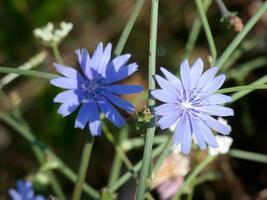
135,0 -> 158,199
103,124 -> 135,174
183,0 -> 213,59
217,84 -> 267,94
0,52 -> 47,89
114,0 -> 145,55
173,155 -> 214,200
227,56 -> 267,81
231,74 -> 267,102
220,39 -> 258,72
0,111 -> 100,199
109,142 -> 165,193
108,127 -> 129,186
195,0 -> 217,64
0,67 -> 57,79
152,138 -> 172,176
51,44 -> 64,65
122,135 -> 168,151
215,1 -> 267,69
72,136 -> 95,200
230,149 -> 267,163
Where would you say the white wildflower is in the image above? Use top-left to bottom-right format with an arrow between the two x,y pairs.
208,135 -> 233,156
33,21 -> 73,46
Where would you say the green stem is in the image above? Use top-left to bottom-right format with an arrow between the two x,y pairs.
0,52 -> 46,89
215,1 -> 267,69
231,74 -> 267,102
214,0 -> 230,17
51,44 -> 64,65
183,0 -> 213,59
173,155 -> 214,200
217,84 -> 267,94
230,149 -> 267,163
0,111 -> 100,199
108,127 -> 129,186
135,0 -> 158,199
103,124 -> 135,174
72,136 -> 95,200
109,142 -> 165,193
0,67 -> 57,79
114,0 -> 145,55
195,0 -> 217,64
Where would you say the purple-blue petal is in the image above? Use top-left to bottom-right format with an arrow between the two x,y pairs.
75,103 -> 90,129
190,58 -> 203,89
180,60 -> 191,90
50,77 -> 79,89
53,63 -> 85,81
98,43 -> 112,75
75,48 -> 93,79
205,94 -> 232,105
197,119 -> 218,147
54,89 -> 82,103
98,98 -> 125,128
90,42 -> 104,71
151,89 -> 177,103
160,67 -> 182,89
154,103 -> 178,116
87,101 -> 101,136
105,84 -> 143,95
157,112 -> 180,129
196,105 -> 234,116
103,93 -> 135,113
198,66 -> 218,89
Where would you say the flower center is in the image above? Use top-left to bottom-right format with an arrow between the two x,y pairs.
181,101 -> 193,110
80,79 -> 106,102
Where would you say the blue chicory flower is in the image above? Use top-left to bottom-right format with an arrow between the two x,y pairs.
151,58 -> 234,154
50,42 -> 143,136
9,180 -> 45,200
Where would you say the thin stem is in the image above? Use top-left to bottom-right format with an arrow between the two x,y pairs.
217,84 -> 267,94
0,67 -> 57,79
108,127 -> 129,186
230,149 -> 267,164
114,0 -> 145,55
231,74 -> 267,102
103,124 -> 135,174
135,0 -> 158,199
72,136 -> 95,200
214,0 -> 230,17
0,52 -> 46,89
109,142 -> 165,193
173,155 -> 214,200
51,44 -> 64,65
183,0 -> 213,59
195,0 -> 217,64
215,1 -> 267,70
0,111 -> 100,199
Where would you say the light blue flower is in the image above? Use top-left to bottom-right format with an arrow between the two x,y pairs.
9,180 -> 45,200
50,42 -> 143,136
151,58 -> 234,154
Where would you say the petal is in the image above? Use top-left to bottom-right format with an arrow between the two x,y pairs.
173,114 -> 187,145
151,89 -> 177,103
157,112 -> 180,129
198,67 -> 218,89
54,89 -> 82,103
105,84 -> 143,94
154,75 -> 180,98
191,118 -> 207,149
205,94 -> 232,105
154,103 -> 178,116
180,125 -> 192,154
98,43 -> 112,75
190,58 -> 203,89
75,103 -> 90,129
106,62 -> 138,84
87,101 -> 101,136
57,94 -> 82,117
98,98 -> 125,128
196,105 -> 234,116
111,54 -> 131,70
103,93 -> 135,113
197,119 -> 218,147
53,63 -> 85,80
201,74 -> 225,94
9,189 -> 22,200
75,48 -> 93,79
90,42 -> 104,71
50,77 -> 78,89
180,60 -> 191,90
199,113 -> 231,135
160,67 -> 182,89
